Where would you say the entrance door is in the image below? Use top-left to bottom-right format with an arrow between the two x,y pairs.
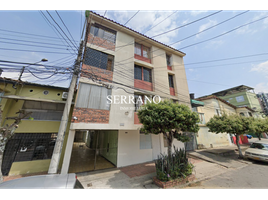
68,130 -> 118,173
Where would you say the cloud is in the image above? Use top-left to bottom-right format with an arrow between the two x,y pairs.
235,25 -> 257,35
254,82 -> 268,93
196,20 -> 217,38
190,10 -> 208,16
251,60 -> 268,76
105,10 -> 181,45
188,69 -> 194,72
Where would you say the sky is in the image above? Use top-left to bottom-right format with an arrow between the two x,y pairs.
1,1 -> 268,99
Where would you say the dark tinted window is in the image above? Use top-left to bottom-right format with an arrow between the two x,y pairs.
168,74 -> 174,88
143,68 -> 152,82
134,65 -> 142,80
250,143 -> 268,150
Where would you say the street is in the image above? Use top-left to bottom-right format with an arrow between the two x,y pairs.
185,158 -> 268,189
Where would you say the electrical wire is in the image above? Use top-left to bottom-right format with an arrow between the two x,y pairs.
46,10 -> 79,50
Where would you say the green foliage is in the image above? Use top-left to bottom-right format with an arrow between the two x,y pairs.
249,118 -> 268,140
206,113 -> 252,136
137,100 -> 200,135
155,146 -> 193,181
138,100 -> 200,158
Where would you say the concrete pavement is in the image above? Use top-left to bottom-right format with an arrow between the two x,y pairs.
77,141 -> 267,189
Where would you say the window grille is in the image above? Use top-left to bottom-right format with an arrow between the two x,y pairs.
84,47 -> 114,71
168,74 -> 174,88
1,133 -> 57,175
134,65 -> 152,83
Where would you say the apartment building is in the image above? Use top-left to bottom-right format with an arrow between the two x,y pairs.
257,92 -> 268,117
60,12 -> 191,174
212,85 -> 263,118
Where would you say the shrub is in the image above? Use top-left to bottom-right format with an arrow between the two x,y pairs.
155,146 -> 193,181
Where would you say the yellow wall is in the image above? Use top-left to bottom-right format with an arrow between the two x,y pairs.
0,82 -> 71,175
195,98 -> 234,148
9,160 -> 51,176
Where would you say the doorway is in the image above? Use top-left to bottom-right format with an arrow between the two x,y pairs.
68,130 -> 118,173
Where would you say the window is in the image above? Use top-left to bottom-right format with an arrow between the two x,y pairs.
140,131 -> 152,149
240,112 -> 245,116
76,83 -> 112,110
163,135 -> 168,147
134,43 -> 150,59
134,43 -> 142,56
1,133 -> 57,175
166,55 -> 171,66
20,101 -> 64,121
143,68 -> 152,82
168,74 -> 174,88
250,143 -> 268,151
236,96 -> 245,102
84,47 -> 114,71
90,23 -> 116,43
198,113 -> 206,124
134,65 -> 142,80
134,65 -> 152,82
248,112 -> 253,117
192,107 -> 197,112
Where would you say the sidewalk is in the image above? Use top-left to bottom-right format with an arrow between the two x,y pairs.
76,157 -> 223,189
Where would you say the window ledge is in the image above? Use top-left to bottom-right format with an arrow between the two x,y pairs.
134,58 -> 153,68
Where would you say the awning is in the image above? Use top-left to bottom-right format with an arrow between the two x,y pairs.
191,99 -> 204,107
1,95 -> 74,104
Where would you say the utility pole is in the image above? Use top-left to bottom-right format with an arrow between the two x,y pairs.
48,40 -> 83,174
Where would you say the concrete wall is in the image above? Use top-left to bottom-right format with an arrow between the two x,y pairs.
196,98 -> 234,148
117,130 -> 184,167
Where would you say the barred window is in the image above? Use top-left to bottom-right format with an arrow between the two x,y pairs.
168,74 -> 174,88
134,65 -> 152,83
84,47 -> 114,71
2,133 -> 57,175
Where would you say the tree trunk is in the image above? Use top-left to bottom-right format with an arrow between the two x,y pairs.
236,135 -> 244,159
167,132 -> 173,158
0,151 -> 3,183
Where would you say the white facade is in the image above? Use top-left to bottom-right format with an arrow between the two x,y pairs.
61,12 -> 190,173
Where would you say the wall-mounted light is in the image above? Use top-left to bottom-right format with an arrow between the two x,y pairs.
125,111 -> 129,115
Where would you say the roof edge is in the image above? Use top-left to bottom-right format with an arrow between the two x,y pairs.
89,11 -> 186,57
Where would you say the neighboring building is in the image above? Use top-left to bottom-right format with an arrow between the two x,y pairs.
211,85 -> 263,118
191,95 -> 256,149
0,77 -> 72,176
60,11 -> 192,174
257,92 -> 268,117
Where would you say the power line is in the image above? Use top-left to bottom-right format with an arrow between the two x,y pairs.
55,10 -> 79,49
143,11 -> 178,34
0,47 -> 75,55
39,10 -> 77,54
178,14 -> 268,50
90,10 -> 249,71
46,10 -> 79,51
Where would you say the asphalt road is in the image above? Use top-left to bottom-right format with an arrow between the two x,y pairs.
185,160 -> 268,189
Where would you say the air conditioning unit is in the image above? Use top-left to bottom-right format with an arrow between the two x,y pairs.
62,92 -> 68,99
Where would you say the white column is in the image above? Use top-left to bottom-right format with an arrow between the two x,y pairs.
61,130 -> 75,174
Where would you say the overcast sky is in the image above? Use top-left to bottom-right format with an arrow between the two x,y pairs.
1,1 -> 268,98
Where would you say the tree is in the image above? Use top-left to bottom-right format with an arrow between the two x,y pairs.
249,117 -> 268,140
137,100 -> 200,158
206,113 -> 252,159
0,106 -> 32,183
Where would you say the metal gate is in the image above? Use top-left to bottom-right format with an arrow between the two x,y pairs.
1,133 -> 57,176
184,132 -> 197,151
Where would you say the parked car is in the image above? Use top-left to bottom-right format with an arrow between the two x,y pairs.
245,140 -> 268,163
246,135 -> 253,139
0,173 -> 84,189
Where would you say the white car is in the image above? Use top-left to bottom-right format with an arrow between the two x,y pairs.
0,173 -> 84,189
245,140 -> 268,163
